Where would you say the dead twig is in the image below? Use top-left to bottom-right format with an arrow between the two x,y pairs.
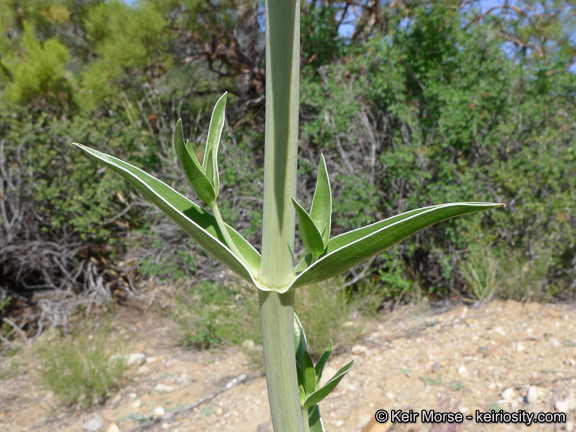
127,374 -> 253,432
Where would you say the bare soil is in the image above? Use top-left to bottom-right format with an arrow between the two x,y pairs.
1,298 -> 575,432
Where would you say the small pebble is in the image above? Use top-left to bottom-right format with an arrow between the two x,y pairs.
351,345 -> 367,356
501,388 -> 515,400
155,384 -> 175,393
83,415 -> 104,432
107,424 -> 120,432
555,399 -> 570,412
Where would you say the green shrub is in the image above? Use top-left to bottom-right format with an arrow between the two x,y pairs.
298,5 -> 576,296
35,321 -> 128,408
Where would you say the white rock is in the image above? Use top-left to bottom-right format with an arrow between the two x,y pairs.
550,338 -> 561,347
107,423 -> 121,432
137,366 -> 150,374
458,366 -> 467,376
155,384 -> 175,393
495,327 -> 506,336
526,386 -> 546,404
109,353 -> 146,367
110,393 -> 122,404
153,407 -> 166,419
131,399 -> 143,408
83,414 -> 104,431
145,356 -> 158,364
510,398 -> 522,410
501,388 -> 516,401
356,414 -> 372,428
351,344 -> 367,355
566,420 -> 574,432
516,343 -> 525,352
555,399 -> 570,412
333,420 -> 344,427
568,394 -> 576,411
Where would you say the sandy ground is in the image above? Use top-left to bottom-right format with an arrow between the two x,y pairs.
1,299 -> 575,432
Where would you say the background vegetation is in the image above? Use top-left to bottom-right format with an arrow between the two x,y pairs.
1,0 -> 575,344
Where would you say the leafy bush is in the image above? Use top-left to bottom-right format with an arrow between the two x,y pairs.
0,102 -> 160,303
298,5 -> 576,297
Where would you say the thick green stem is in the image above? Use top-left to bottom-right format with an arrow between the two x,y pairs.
259,0 -> 300,289
259,290 -> 305,432
258,0 -> 303,429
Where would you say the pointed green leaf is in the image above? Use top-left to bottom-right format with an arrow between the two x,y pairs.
289,202 -> 504,291
301,350 -> 316,396
204,146 -> 216,192
173,119 -> 215,204
73,144 -> 264,287
294,313 -> 307,364
292,197 -> 325,260
308,405 -> 325,432
314,340 -> 333,384
310,154 -> 331,245
303,360 -> 354,410
185,140 -> 203,171
296,359 -> 307,405
203,92 -> 227,194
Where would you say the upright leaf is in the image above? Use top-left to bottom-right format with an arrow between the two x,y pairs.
310,154 -> 332,245
300,351 -> 316,396
173,119 -> 215,204
314,340 -> 333,384
292,197 -> 325,259
203,92 -> 227,195
294,313 -> 308,364
303,360 -> 354,409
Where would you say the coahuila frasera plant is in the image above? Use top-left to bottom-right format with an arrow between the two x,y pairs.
74,1 -> 503,430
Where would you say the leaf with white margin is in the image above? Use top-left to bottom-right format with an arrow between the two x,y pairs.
73,143 -> 263,286
173,119 -> 215,204
294,313 -> 307,365
310,154 -> 331,245
203,92 -> 227,195
303,360 -> 354,409
307,404 -> 325,432
292,197 -> 325,259
314,340 -> 333,384
288,202 -> 504,292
